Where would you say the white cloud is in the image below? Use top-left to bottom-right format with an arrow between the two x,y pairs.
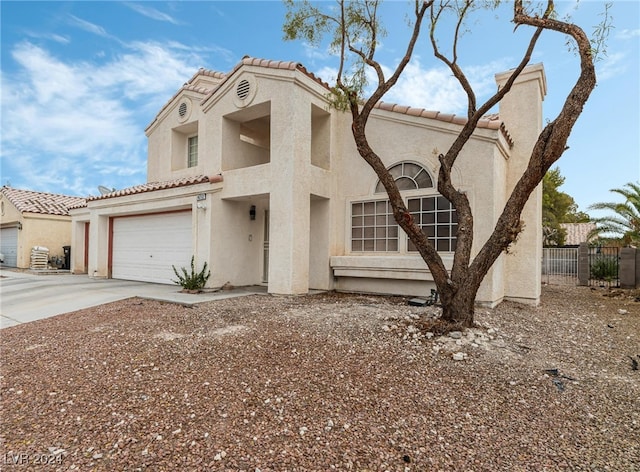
597,51 -> 627,81
616,28 -> 640,40
372,58 -> 509,114
124,3 -> 182,25
1,40 -> 207,196
68,15 -> 110,38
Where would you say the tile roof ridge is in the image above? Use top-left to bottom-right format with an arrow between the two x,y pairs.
87,175 -> 223,202
201,56 -> 331,108
1,186 -> 86,216
374,102 -> 513,147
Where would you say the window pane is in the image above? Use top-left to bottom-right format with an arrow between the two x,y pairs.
375,181 -> 385,193
437,212 -> 451,223
388,226 -> 398,237
364,227 -> 375,239
389,164 -> 403,179
352,216 -> 363,227
352,240 -> 363,251
364,240 -> 374,251
396,176 -> 416,190
403,163 -> 421,178
364,215 -> 375,226
375,239 -> 386,251
424,198 -> 435,211
437,196 -> 450,210
388,239 -> 398,251
437,226 -> 450,238
376,215 -> 386,226
352,203 -> 363,216
407,239 -> 416,251
376,201 -> 387,213
363,202 -> 375,214
423,213 -> 435,225
188,136 -> 198,167
414,169 -> 433,189
352,227 -> 362,238
408,198 -> 420,212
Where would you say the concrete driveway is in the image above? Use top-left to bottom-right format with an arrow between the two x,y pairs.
0,269 -> 266,329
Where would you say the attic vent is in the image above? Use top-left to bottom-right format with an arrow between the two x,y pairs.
236,80 -> 251,100
178,102 -> 188,117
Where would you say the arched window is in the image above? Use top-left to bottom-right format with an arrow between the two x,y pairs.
375,162 -> 433,193
351,161 -> 457,253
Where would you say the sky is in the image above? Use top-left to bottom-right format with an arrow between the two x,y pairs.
1,1 -> 638,217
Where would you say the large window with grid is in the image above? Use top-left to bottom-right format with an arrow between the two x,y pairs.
350,162 -> 457,253
187,135 -> 198,167
351,200 -> 399,252
407,196 -> 458,252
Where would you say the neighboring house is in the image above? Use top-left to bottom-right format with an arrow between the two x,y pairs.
0,187 -> 85,268
560,222 -> 597,247
70,57 -> 546,306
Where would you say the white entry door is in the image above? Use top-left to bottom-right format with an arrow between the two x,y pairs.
112,212 -> 193,285
0,227 -> 18,267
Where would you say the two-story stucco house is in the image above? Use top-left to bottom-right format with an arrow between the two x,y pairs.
70,57 -> 546,306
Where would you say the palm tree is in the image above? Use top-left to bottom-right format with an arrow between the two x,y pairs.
588,182 -> 640,246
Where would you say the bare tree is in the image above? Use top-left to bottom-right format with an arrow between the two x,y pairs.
284,0 -> 602,327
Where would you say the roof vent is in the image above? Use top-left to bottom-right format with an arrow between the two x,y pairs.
236,80 -> 251,100
178,102 -> 188,118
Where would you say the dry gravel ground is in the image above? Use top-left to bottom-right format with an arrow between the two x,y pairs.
1,284 -> 639,471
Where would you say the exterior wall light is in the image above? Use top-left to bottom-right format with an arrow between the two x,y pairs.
17,222 -> 22,230
249,205 -> 256,220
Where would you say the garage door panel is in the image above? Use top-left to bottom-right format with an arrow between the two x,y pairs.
1,227 -> 18,267
112,212 -> 192,285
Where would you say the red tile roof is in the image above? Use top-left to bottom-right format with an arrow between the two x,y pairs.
1,187 -> 86,216
560,223 -> 597,246
149,56 -> 513,145
374,105 -> 512,146
200,56 -> 331,108
84,175 -> 223,204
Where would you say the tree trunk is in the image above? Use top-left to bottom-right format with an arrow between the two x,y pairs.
438,279 -> 479,327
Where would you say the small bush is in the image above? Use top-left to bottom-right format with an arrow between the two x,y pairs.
590,255 -> 618,281
172,256 -> 211,291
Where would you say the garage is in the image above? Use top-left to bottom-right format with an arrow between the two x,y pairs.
0,226 -> 18,267
111,212 -> 193,285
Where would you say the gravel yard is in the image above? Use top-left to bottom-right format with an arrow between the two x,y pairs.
1,284 -> 638,471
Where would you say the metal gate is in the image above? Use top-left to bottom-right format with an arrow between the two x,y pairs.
542,247 -> 578,285
588,246 -> 620,288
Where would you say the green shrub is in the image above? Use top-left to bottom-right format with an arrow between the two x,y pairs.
172,256 -> 211,290
589,255 -> 618,281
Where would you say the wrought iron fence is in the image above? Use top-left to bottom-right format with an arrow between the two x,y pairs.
588,246 -> 620,288
542,247 -> 578,285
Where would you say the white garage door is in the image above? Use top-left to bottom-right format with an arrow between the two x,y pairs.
112,212 -> 193,285
0,227 -> 18,267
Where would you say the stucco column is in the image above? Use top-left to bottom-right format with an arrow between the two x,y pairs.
267,88 -> 311,295
88,214 -> 110,279
495,64 -> 546,304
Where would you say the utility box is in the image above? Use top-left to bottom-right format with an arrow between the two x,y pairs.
62,246 -> 71,270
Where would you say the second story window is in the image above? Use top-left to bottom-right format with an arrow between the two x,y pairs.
188,135 -> 198,168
